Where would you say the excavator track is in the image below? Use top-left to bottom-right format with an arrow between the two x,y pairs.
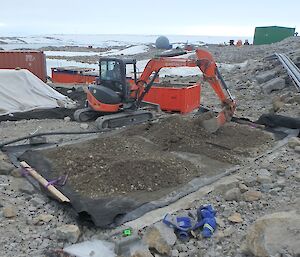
95,110 -> 154,130
74,108 -> 99,122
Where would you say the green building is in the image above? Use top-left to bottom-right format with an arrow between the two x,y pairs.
253,26 -> 296,45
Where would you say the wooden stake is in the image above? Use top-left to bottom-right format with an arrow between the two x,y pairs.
20,161 -> 70,203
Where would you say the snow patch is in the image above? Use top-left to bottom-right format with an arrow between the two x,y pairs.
218,61 -> 248,72
1,34 -> 253,50
64,240 -> 115,257
0,38 -> 25,44
101,45 -> 149,56
45,51 -> 100,57
46,59 -> 98,76
134,53 -> 200,77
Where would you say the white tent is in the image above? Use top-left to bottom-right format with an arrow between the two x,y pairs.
0,69 -> 74,116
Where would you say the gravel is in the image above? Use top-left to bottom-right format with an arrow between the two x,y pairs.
0,37 -> 300,257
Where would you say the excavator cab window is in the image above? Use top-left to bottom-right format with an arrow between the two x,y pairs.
99,59 -> 129,100
99,58 -> 137,102
100,60 -> 122,82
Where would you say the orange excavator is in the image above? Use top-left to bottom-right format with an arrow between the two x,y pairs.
74,49 -> 236,131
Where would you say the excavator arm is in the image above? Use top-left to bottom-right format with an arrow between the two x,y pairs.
136,49 -> 236,132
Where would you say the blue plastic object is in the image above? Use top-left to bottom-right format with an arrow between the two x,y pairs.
162,205 -> 217,239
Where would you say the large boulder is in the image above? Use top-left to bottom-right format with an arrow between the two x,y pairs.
288,137 -> 300,149
143,223 -> 176,255
10,177 -> 36,194
224,188 -> 241,201
256,169 -> 272,184
272,96 -> 285,112
3,205 -> 17,218
287,94 -> 300,104
243,190 -> 262,201
33,214 -> 54,225
262,77 -> 286,94
246,211 -> 300,256
256,70 -> 277,84
0,151 -> 14,175
0,162 -> 14,175
131,247 -> 154,257
293,172 -> 300,182
56,224 -> 81,243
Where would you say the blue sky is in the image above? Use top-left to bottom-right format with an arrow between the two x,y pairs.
0,0 -> 299,36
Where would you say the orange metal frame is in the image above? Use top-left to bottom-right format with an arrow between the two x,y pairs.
143,84 -> 201,114
51,70 -> 97,84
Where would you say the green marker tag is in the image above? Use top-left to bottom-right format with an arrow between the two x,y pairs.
123,228 -> 132,236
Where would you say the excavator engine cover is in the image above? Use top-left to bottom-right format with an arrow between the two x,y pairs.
88,84 -> 121,105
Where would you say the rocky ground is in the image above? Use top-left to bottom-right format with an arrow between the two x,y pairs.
0,37 -> 300,257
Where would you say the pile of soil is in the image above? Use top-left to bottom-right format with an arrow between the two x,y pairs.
39,115 -> 273,201
41,116 -> 273,200
55,87 -> 86,108
125,115 -> 274,163
43,136 -> 199,199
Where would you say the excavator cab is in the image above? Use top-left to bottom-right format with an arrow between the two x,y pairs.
97,58 -> 137,103
74,57 -> 154,128
82,57 -> 139,117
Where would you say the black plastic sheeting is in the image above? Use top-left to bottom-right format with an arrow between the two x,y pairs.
0,108 -> 76,122
256,114 -> 300,130
18,149 -> 238,228
19,150 -> 143,228
6,113 -> 299,228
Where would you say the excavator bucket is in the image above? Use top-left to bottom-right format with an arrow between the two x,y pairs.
201,116 -> 219,133
199,101 -> 236,133
193,50 -> 236,133
201,111 -> 229,133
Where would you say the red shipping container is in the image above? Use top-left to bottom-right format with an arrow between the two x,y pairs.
0,51 -> 47,82
51,67 -> 97,84
143,84 -> 201,114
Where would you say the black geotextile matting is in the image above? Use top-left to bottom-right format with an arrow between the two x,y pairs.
5,113 -> 300,228
19,150 -> 143,228
18,149 -> 235,228
255,114 -> 300,129
0,108 -> 76,121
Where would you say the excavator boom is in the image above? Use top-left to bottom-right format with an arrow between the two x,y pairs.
136,49 -> 236,132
